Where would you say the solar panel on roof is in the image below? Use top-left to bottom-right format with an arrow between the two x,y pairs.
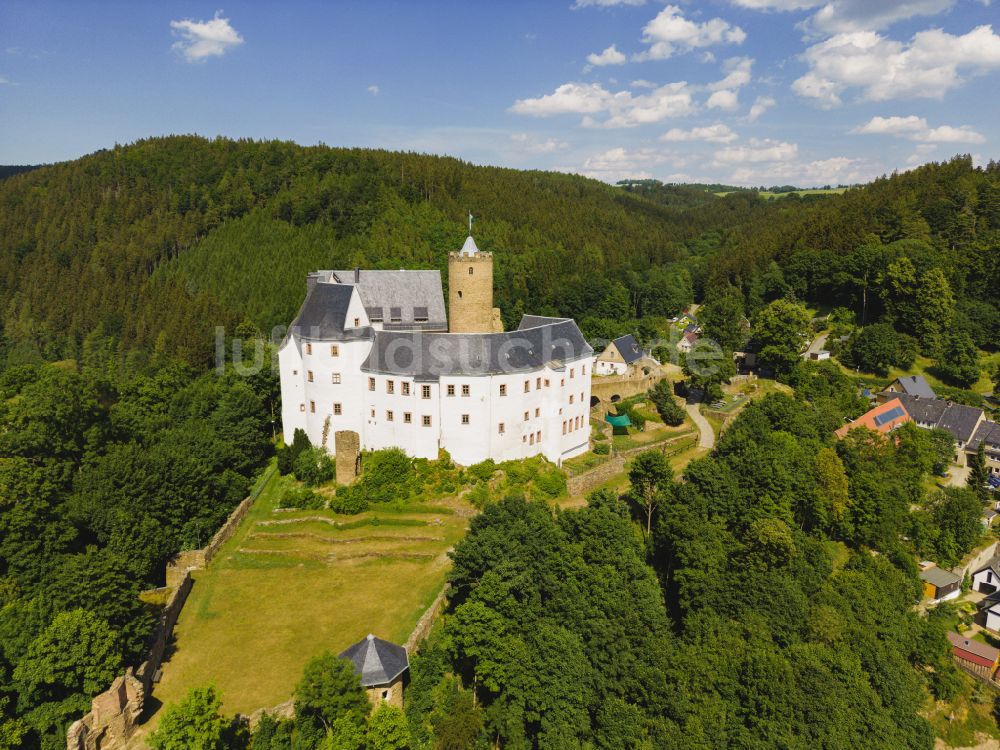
874,406 -> 905,426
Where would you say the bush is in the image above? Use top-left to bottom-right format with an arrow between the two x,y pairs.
593,443 -> 610,455
278,485 -> 324,510
467,459 -> 498,483
356,448 -> 413,503
467,483 -> 491,508
278,428 -> 311,475
534,467 -> 567,499
328,490 -> 369,515
293,446 -> 335,486
649,379 -> 686,426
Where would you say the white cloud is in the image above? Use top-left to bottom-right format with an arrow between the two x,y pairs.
747,95 -> 776,122
569,146 -> 671,182
368,84 -> 380,95
706,89 -> 739,110
630,79 -> 657,88
852,114 -> 927,135
793,25 -> 1000,106
714,138 -> 798,163
573,0 -> 646,7
509,133 -> 570,154
852,115 -> 986,143
587,44 -> 627,67
907,142 -> 937,165
710,56 -> 753,91
170,12 -> 243,62
727,155 -> 877,186
921,125 -> 987,144
729,0 -> 953,35
633,5 -> 746,61
661,123 -> 739,143
0,76 -> 11,85
511,80 -> 697,128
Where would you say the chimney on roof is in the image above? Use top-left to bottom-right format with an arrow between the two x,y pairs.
354,267 -> 360,283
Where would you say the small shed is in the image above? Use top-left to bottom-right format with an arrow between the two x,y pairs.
947,631 -> 999,679
338,634 -> 409,708
919,564 -> 961,603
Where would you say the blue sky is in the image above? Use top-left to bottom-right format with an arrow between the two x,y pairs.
1,0 -> 998,186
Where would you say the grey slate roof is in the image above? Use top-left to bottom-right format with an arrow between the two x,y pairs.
610,334 -> 643,364
892,375 -> 937,399
326,269 -> 447,330
974,555 -> 1000,581
362,315 -> 593,378
969,421 -> 1000,452
338,634 -> 408,687
288,283 -> 374,343
895,393 -> 984,444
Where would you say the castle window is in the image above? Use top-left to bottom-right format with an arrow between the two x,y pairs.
404,412 -> 412,423
500,384 -> 507,396
310,401 -> 316,413
536,377 -> 541,390
461,414 -> 470,425
422,415 -> 431,427
582,364 -> 586,375
402,382 -> 410,396
386,380 -> 395,394
307,371 -> 314,382
535,407 -> 540,417
422,385 -> 431,399
569,394 -> 574,404
523,435 -> 527,443
560,378 -> 565,387
580,392 -> 584,402
331,373 -> 341,384
529,433 -> 535,445
562,421 -> 567,435
462,384 -> 470,397
498,422 -> 505,434
330,345 -> 339,356
447,384 -> 455,397
570,368 -> 575,378
468,267 -> 474,275
300,403 -> 305,412
537,430 -> 541,442
387,410 -> 394,421
354,318 -> 361,327
371,408 -> 376,418
524,380 -> 530,393
334,403 -> 342,415
306,343 -> 312,355
293,369 -> 298,375
524,411 -> 529,421
457,290 -> 463,299
545,379 -> 550,387
368,377 -> 375,391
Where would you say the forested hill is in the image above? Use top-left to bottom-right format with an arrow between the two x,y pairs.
1,137 -> 998,372
0,136 -> 767,368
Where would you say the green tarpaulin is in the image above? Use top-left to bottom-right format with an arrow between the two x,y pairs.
605,414 -> 632,428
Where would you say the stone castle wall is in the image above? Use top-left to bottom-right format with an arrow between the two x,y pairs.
566,433 -> 697,497
68,467 -> 276,750
447,251 -> 494,333
335,430 -> 360,484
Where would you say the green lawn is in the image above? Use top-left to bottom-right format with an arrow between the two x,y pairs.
144,473 -> 470,722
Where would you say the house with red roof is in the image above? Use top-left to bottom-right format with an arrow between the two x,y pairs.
834,397 -> 911,440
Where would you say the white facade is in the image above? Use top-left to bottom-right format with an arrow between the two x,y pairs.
279,271 -> 594,467
985,603 -> 1000,633
595,360 -> 627,376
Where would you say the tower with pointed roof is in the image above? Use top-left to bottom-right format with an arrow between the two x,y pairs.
448,231 -> 500,333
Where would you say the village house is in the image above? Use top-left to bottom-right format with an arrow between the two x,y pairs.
883,375 -> 937,399
834,398 -> 911,440
972,557 -> 1000,595
338,634 -> 409,708
279,233 -> 594,467
918,562 -> 961,603
947,631 -> 1000,680
595,334 -> 643,376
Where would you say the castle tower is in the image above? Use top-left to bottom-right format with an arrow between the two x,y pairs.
448,234 -> 501,333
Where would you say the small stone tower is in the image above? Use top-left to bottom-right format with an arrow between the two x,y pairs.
334,430 -> 360,485
448,235 -> 502,333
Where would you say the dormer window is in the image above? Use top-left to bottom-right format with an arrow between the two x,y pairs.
354,318 -> 361,327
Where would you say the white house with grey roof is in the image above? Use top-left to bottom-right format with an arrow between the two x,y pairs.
279,234 -> 594,467
595,334 -> 643,376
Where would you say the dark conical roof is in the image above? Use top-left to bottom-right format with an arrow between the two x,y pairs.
338,634 -> 409,687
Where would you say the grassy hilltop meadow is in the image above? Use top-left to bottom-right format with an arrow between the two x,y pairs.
1,138 -> 1000,749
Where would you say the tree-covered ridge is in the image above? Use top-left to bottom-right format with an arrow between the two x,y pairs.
0,136 -> 770,368
399,388 -> 970,749
0,356 -> 275,748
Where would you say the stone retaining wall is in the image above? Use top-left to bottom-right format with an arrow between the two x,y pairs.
951,540 -> 999,582
566,434 -> 696,497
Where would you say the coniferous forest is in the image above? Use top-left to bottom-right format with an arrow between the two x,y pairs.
1,137 -> 1000,748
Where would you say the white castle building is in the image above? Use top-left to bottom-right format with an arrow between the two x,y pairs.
278,234 -> 594,467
